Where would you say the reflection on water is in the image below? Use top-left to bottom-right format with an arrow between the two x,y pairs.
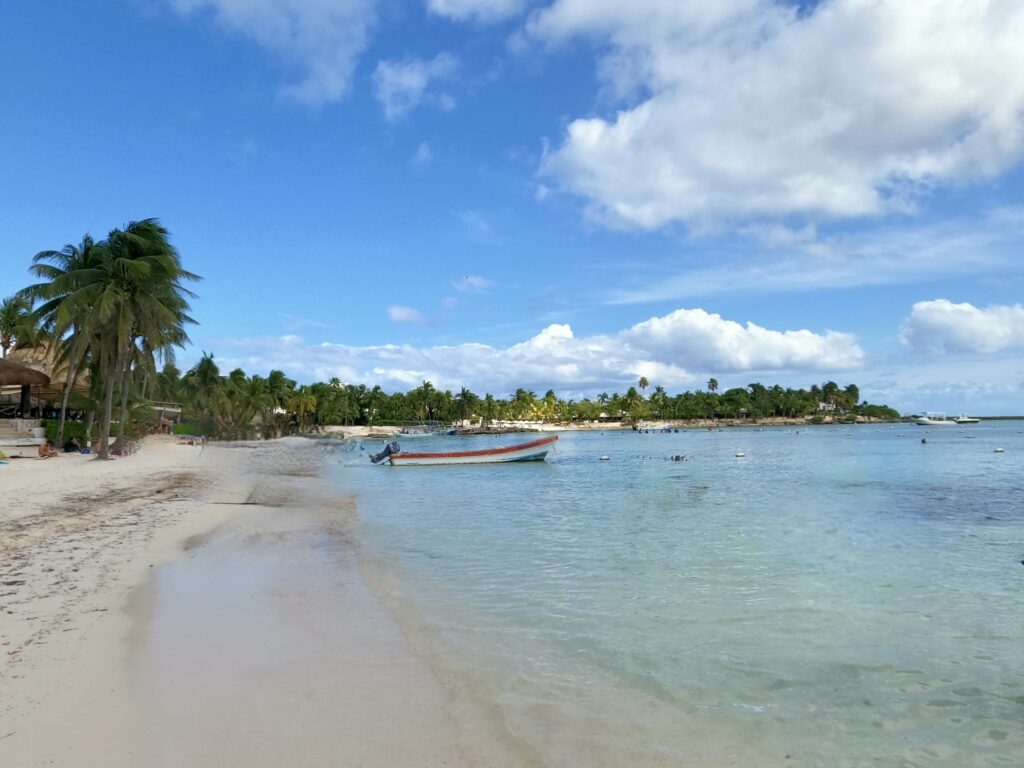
332,424 -> 1024,767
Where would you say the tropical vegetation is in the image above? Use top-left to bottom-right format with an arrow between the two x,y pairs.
7,220 -> 899,446
141,372 -> 896,437
15,219 -> 198,458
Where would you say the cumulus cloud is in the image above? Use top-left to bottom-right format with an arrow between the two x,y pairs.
452,275 -> 495,292
623,308 -> 863,372
207,306 -> 864,392
533,0 -> 1024,228
428,0 -> 531,22
373,53 -> 458,121
387,305 -> 427,323
168,0 -> 377,104
901,300 -> 1024,355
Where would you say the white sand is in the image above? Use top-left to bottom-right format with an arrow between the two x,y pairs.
0,437 -> 527,767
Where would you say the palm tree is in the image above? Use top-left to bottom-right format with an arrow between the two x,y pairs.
185,353 -> 225,435
287,386 -> 317,432
24,234 -> 107,445
638,376 -> 649,399
0,295 -> 40,358
482,393 -> 496,426
366,385 -> 384,426
264,369 -> 294,436
455,386 -> 477,426
622,386 -> 644,424
512,388 -> 537,419
651,385 -> 667,417
95,220 -> 197,457
707,377 -> 718,393
413,380 -> 437,421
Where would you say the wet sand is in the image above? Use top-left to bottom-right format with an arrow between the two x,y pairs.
0,438 -> 526,767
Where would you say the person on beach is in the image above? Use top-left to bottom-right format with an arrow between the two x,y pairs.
38,441 -> 58,459
63,436 -> 81,453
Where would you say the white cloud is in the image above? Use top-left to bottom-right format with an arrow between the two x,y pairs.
428,0 -> 531,22
901,300 -> 1024,355
387,305 -> 427,323
206,306 -> 864,393
608,208 -> 1024,303
411,141 -> 434,165
533,0 -> 1024,228
372,52 -> 459,121
452,275 -> 495,293
623,308 -> 863,372
168,0 -> 377,104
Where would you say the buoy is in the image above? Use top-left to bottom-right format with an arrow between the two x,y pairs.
600,455 -> 610,461
994,448 -> 1005,453
735,452 -> 745,458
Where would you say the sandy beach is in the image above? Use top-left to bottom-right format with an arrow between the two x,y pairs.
0,437 -> 529,767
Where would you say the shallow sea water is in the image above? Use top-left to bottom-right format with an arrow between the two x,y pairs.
331,424 -> 1024,767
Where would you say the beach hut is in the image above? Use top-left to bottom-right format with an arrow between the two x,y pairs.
0,358 -> 51,417
0,359 -> 51,455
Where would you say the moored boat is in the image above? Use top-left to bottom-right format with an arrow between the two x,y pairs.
954,414 -> 981,424
915,412 -> 957,426
371,435 -> 558,466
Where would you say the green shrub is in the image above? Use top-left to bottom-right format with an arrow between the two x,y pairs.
172,422 -> 210,437
43,419 -> 87,445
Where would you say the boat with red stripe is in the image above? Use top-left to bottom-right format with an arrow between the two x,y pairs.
370,435 -> 558,466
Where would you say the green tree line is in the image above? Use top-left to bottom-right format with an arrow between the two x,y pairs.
149,370 -> 898,437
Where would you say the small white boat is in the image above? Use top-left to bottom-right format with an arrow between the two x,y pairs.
954,414 -> 981,424
915,412 -> 956,426
397,421 -> 448,437
371,435 -> 558,466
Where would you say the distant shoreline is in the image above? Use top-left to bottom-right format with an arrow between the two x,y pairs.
322,414 -> 1023,440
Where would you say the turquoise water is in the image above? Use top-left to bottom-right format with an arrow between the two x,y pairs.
332,424 -> 1024,767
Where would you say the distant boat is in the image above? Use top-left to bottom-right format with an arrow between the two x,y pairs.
915,412 -> 957,426
954,414 -> 981,424
398,421 -> 448,437
637,422 -> 671,432
371,435 -> 558,466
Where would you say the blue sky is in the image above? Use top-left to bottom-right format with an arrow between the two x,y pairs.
2,0 -> 1023,414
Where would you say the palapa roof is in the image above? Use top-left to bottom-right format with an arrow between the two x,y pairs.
0,358 -> 51,386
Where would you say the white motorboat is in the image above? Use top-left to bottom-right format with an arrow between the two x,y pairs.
371,435 -> 558,466
915,412 -> 956,426
954,414 -> 981,424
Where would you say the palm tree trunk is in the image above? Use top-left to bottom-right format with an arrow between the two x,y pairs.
98,376 -> 116,459
85,409 -> 95,444
98,351 -> 119,460
112,366 -> 130,453
56,357 -> 80,447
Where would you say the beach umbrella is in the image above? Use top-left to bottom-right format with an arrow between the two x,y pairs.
0,358 -> 50,417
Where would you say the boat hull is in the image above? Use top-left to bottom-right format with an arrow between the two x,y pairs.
915,418 -> 957,426
388,435 -> 558,466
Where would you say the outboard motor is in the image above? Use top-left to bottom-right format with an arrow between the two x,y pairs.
370,441 -> 401,464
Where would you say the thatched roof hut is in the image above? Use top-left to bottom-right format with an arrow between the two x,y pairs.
0,358 -> 51,418
0,358 -> 50,386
